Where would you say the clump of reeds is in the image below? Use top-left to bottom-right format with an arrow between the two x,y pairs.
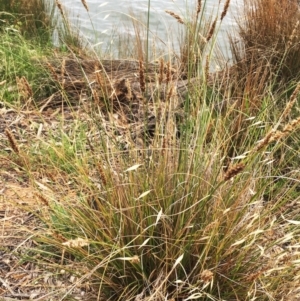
178,0 -> 222,77
232,0 -> 300,88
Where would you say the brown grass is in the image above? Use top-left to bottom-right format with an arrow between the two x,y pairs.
206,17 -> 217,43
165,10 -> 184,25
220,0 -> 231,21
231,0 -> 300,88
5,128 -> 20,154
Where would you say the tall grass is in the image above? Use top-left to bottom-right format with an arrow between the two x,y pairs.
0,0 -> 83,50
0,0 -> 60,46
230,0 -> 300,96
0,28 -> 54,104
2,0 -> 300,300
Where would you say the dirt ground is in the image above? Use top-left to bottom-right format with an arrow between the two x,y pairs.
0,106 -> 97,300
0,171 -> 99,301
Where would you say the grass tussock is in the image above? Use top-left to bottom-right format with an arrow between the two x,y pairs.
230,0 -> 300,98
1,0 -> 300,300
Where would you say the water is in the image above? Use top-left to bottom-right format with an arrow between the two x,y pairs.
59,0 -> 241,60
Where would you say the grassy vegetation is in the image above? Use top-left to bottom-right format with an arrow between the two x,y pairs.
1,0 -> 300,300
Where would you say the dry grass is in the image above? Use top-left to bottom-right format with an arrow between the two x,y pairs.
165,10 -> 184,25
1,0 -> 300,300
230,0 -> 300,94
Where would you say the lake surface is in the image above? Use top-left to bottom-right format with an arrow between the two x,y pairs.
59,0 -> 241,60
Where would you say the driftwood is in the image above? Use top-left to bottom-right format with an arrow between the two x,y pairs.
43,56 -> 202,109
41,56 -> 212,143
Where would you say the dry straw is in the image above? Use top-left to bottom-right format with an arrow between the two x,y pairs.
281,116 -> 300,134
165,10 -> 184,24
